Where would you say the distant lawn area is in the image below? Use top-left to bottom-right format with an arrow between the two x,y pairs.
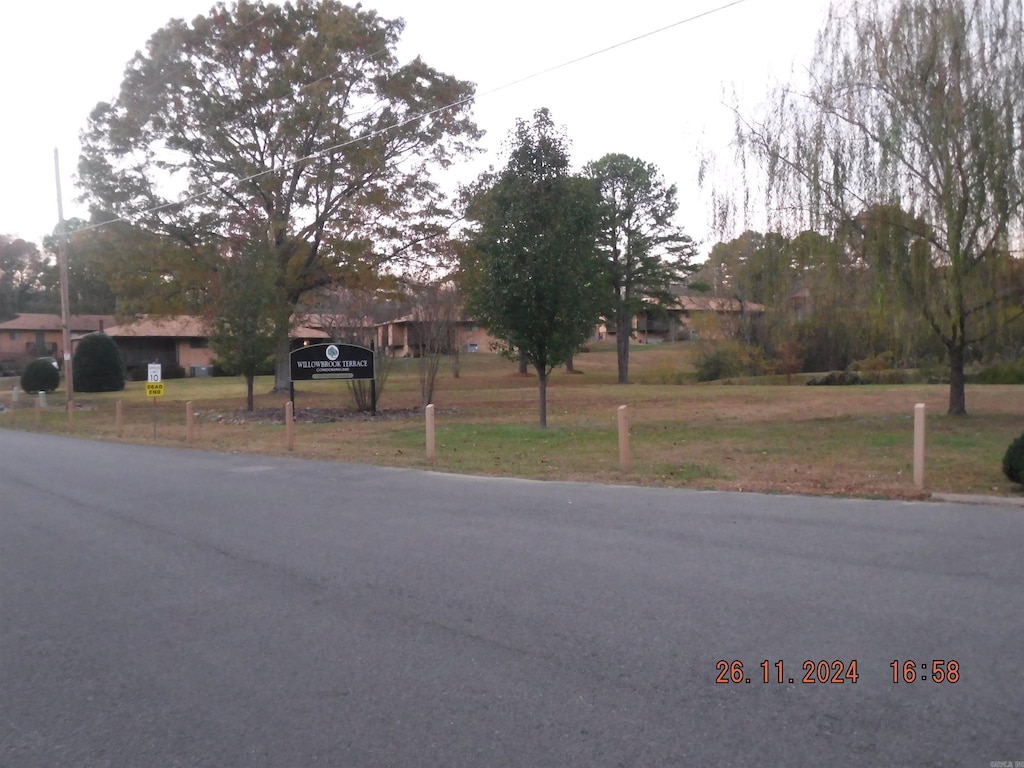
2,340 -> 1021,501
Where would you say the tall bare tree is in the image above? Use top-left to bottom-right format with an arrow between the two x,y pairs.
407,279 -> 461,406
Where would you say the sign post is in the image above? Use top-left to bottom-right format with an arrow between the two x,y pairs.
146,363 -> 163,440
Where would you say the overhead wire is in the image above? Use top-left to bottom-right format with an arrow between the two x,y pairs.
78,0 -> 754,234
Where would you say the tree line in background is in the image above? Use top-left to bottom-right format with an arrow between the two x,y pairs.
0,226 -> 117,318
691,222 -> 1023,380
2,0 -> 1021,421
712,0 -> 1024,414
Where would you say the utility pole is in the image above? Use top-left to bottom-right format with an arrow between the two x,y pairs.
54,149 -> 74,420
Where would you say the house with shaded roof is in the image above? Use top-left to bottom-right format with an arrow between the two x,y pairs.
599,289 -> 766,343
104,315 -> 330,378
663,293 -> 766,340
0,313 -> 116,370
376,313 -> 498,357
103,316 -> 217,378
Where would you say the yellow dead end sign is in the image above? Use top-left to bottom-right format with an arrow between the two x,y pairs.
146,363 -> 164,398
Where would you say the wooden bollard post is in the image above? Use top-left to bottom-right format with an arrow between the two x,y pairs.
425,404 -> 435,459
618,405 -> 630,472
913,403 -> 926,489
186,401 -> 194,444
285,401 -> 295,451
116,399 -> 123,438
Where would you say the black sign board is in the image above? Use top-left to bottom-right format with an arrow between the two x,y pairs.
290,343 -> 375,381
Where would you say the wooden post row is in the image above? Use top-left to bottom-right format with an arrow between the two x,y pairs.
618,405 -> 630,473
426,404 -> 436,460
285,401 -> 295,451
913,403 -> 926,489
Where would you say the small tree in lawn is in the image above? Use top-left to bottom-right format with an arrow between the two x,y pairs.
464,109 -> 604,427
208,245 -> 288,412
409,278 -> 461,406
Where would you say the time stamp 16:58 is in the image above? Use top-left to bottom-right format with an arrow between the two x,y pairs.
715,659 -> 960,685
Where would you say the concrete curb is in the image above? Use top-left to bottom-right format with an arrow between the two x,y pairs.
929,492 -> 1024,507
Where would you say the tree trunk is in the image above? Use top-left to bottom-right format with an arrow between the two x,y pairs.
537,368 -> 548,428
272,338 -> 291,393
947,341 -> 967,416
518,351 -> 529,374
565,355 -> 575,372
616,310 -> 631,384
245,372 -> 255,412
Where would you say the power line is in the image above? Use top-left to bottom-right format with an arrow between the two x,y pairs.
78,0 -> 754,235
475,0 -> 751,100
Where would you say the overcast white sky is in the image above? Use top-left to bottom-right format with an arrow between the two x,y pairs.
0,0 -> 833,255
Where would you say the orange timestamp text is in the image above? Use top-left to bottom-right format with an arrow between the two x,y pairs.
716,659 -> 860,685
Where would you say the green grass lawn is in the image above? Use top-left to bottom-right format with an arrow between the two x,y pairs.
2,340 -> 1021,500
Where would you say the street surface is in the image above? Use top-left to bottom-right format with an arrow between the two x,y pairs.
1,430 -> 1021,766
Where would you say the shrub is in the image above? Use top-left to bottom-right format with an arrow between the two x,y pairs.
971,360 -> 1024,385
872,369 -> 907,385
208,361 -> 274,377
162,363 -> 186,380
852,351 -> 895,372
638,364 -> 693,385
806,370 -> 868,386
695,342 -> 766,382
73,332 -> 125,392
20,358 -> 61,393
0,356 -> 26,377
1004,433 -> 1024,486
916,359 -> 950,384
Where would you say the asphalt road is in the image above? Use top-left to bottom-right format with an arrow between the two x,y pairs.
1,430 -> 1021,767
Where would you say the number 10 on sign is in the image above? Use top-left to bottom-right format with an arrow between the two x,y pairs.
146,364 -> 163,440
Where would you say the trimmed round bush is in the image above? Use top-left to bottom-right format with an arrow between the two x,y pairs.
1003,433 -> 1024,486
73,332 -> 125,392
21,359 -> 61,393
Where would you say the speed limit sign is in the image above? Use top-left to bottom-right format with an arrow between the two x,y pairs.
148,363 -> 162,383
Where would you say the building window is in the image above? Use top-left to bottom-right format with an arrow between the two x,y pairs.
8,332 -> 17,340
189,338 -> 209,349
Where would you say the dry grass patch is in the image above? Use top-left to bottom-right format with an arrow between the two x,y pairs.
2,342 -> 1021,501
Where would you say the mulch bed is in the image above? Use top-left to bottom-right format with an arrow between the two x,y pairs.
198,406 -> 453,425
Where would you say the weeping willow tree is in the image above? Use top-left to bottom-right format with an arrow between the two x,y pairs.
738,0 -> 1024,415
